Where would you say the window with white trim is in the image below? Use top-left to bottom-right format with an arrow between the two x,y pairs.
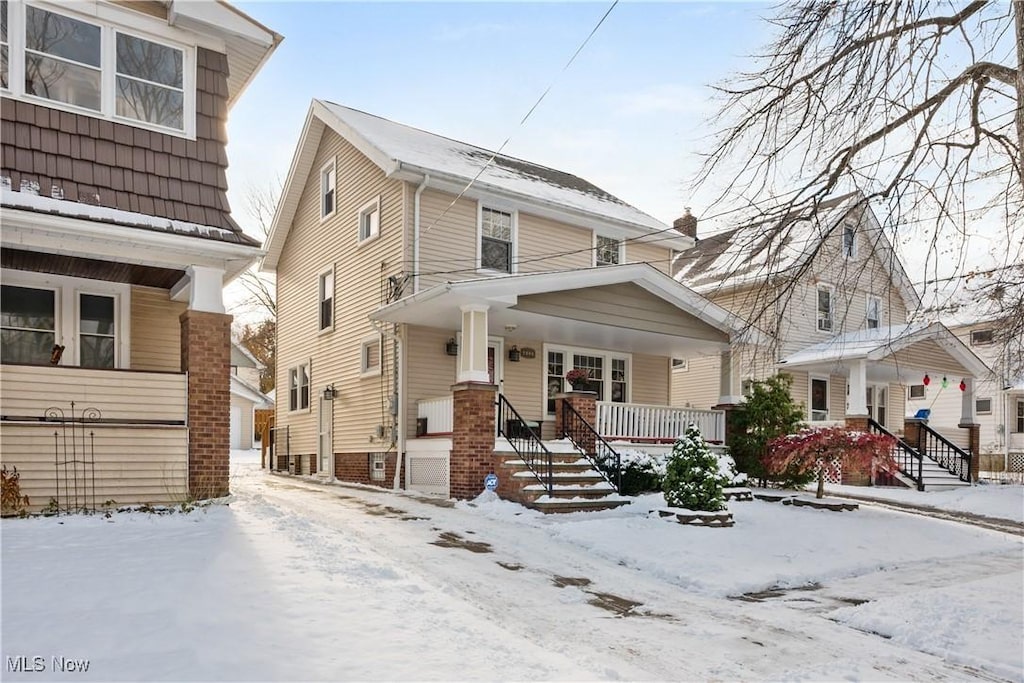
317,268 -> 333,332
358,197 -> 380,243
1,271 -> 128,368
975,398 -> 992,415
544,345 -> 629,414
4,3 -> 193,135
595,234 -> 621,266
866,296 -> 881,329
320,161 -> 336,219
908,384 -> 926,400
360,335 -> 382,376
816,284 -> 833,332
970,329 -> 993,346
288,362 -> 310,412
810,377 -> 829,421
480,207 -> 513,273
1017,399 -> 1023,433
1,1 -> 9,89
842,224 -> 856,258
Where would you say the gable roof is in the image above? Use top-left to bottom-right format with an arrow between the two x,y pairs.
262,100 -> 683,271
674,193 -> 921,311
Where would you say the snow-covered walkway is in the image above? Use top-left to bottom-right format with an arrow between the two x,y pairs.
2,455 -> 1021,681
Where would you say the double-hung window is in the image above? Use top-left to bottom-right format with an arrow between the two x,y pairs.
595,235 -> 621,266
1,284 -> 56,365
866,296 -> 881,329
545,346 -> 629,414
78,293 -> 116,368
288,362 -> 310,412
810,377 -> 829,421
816,285 -> 833,332
6,3 -> 192,135
842,224 -> 856,258
317,268 -> 334,332
1017,400 -> 1023,433
480,207 -> 513,273
320,161 -> 336,219
358,197 -> 380,243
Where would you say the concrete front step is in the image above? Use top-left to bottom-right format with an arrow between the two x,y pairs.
511,470 -> 606,486
528,497 -> 631,513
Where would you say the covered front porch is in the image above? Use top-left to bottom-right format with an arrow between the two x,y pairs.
372,264 -> 750,503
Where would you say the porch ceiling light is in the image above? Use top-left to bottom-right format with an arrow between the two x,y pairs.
504,324 -> 517,332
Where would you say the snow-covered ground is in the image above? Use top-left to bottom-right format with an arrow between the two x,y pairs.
824,481 -> 1024,523
2,450 -> 1021,681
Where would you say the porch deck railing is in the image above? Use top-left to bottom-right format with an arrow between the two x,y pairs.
596,402 -> 725,443
868,417 -> 923,490
416,395 -> 454,435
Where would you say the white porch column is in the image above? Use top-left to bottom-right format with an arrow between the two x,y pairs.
457,304 -> 490,383
847,359 -> 868,416
717,348 -> 743,405
960,375 -> 976,425
171,265 -> 226,313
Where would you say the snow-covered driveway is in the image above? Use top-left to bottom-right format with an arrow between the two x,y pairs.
3,458 -> 1021,681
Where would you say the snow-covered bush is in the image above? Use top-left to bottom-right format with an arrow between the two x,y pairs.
662,424 -> 729,511
596,448 -> 665,495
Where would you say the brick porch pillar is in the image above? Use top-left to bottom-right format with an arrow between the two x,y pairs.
450,382 -> 498,499
555,391 -> 597,453
180,309 -> 232,499
960,422 -> 980,482
843,415 -> 872,485
711,403 -> 742,449
904,418 -> 924,453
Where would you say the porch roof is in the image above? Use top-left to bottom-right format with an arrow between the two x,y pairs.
372,263 -> 755,357
777,322 -> 990,377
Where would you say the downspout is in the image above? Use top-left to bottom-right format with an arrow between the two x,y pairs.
392,324 -> 403,490
413,174 -> 429,294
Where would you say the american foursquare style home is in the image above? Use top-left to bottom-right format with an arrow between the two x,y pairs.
262,100 -> 755,511
0,0 -> 280,509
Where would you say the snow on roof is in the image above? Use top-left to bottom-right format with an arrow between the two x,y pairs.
318,101 -> 667,233
674,194 -> 862,293
1,185 -> 258,246
778,322 -> 930,366
230,375 -> 273,407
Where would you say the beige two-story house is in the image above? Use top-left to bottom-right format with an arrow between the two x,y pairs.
263,100 -> 751,508
672,194 -> 990,489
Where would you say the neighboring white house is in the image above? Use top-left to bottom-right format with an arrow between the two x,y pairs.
230,342 -> 273,450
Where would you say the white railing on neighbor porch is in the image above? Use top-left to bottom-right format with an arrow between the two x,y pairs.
597,401 -> 725,444
417,395 -> 454,435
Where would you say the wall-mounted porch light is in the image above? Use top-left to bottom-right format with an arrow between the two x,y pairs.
323,384 -> 337,401
508,345 -> 521,362
445,338 -> 459,356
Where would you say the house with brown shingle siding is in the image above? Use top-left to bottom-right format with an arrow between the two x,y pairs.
0,0 -> 280,510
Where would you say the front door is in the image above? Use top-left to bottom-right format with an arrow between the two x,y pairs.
867,384 -> 887,427
318,395 -> 333,478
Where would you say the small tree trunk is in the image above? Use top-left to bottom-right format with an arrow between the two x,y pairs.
816,471 -> 825,499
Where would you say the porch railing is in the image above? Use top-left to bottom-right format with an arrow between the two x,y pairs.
916,421 -> 972,483
496,394 -> 553,496
596,401 -> 725,443
868,417 -> 923,491
560,400 -> 620,492
416,395 -> 454,435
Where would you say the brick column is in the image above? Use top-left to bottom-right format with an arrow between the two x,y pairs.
711,402 -> 742,448
180,309 -> 232,499
904,418 -> 924,453
449,382 -> 498,499
843,416 -> 872,485
555,391 -> 597,453
960,422 -> 980,482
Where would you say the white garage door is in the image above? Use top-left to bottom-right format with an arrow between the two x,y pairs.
230,405 -> 242,449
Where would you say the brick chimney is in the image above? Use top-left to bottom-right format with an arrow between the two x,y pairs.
673,207 -> 697,240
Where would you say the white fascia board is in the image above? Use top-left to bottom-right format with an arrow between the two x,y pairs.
314,100 -> 401,176
392,164 -> 687,250
2,208 -> 261,280
169,1 -> 277,46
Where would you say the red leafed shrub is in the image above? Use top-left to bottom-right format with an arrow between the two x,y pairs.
765,427 -> 898,498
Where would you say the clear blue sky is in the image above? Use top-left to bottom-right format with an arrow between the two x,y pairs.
225,1 -> 773,237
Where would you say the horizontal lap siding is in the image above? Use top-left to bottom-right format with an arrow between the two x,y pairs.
416,189 -> 477,290
500,337 -> 544,423
130,286 -> 186,372
671,355 -> 721,409
1,424 -> 188,511
627,241 -> 672,275
517,214 -> 593,272
1,365 -> 186,422
631,354 -> 670,405
404,325 -> 458,437
275,129 -> 405,455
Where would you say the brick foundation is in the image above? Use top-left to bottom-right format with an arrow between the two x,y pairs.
959,422 -> 980,481
450,382 -> 498,499
333,452 -> 399,487
180,309 -> 232,499
842,415 -> 872,485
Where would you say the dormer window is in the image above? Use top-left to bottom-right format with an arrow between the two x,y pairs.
4,3 -> 194,136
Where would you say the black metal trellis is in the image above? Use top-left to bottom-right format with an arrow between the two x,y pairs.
46,401 -> 100,514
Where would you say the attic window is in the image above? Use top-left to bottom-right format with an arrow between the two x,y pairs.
842,224 -> 856,258
816,284 -> 834,332
8,4 -> 193,136
866,296 -> 881,329
971,329 -> 993,346
320,161 -> 336,219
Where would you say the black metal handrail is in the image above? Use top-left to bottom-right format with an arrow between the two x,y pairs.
917,421 -> 972,483
560,400 -> 621,493
868,418 -> 923,491
496,394 -> 553,496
